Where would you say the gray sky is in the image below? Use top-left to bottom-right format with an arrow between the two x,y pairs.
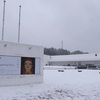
0,0 -> 100,53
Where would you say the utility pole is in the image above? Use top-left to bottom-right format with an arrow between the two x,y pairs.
2,0 -> 6,41
18,5 -> 21,43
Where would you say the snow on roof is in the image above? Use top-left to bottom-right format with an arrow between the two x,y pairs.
49,53 -> 100,62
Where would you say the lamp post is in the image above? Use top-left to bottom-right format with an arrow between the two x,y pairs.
2,0 -> 6,41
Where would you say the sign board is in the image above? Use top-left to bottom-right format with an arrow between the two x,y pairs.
0,56 -> 41,75
0,56 -> 21,75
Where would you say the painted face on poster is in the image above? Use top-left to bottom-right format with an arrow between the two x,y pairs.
21,57 -> 35,75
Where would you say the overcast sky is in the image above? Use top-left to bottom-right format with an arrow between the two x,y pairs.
0,0 -> 100,53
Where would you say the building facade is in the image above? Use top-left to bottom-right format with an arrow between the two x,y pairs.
44,53 -> 100,69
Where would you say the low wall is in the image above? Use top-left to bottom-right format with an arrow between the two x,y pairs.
0,75 -> 43,86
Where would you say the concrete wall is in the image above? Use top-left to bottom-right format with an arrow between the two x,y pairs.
0,41 -> 43,57
0,41 -> 44,86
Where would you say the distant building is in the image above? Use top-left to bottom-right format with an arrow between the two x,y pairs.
44,53 -> 100,69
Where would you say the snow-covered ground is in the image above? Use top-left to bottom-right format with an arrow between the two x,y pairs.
0,68 -> 100,100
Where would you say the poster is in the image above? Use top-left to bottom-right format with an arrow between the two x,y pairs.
0,56 -> 21,75
0,56 -> 41,75
21,57 -> 35,75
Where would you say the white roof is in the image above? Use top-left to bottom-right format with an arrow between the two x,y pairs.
49,53 -> 100,62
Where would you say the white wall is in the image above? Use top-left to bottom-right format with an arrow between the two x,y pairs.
44,55 -> 50,66
0,41 -> 44,86
0,41 -> 43,57
0,75 -> 43,86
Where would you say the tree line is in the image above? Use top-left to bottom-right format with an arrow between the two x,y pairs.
44,47 -> 88,55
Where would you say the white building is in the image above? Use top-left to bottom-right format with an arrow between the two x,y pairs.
44,53 -> 100,69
